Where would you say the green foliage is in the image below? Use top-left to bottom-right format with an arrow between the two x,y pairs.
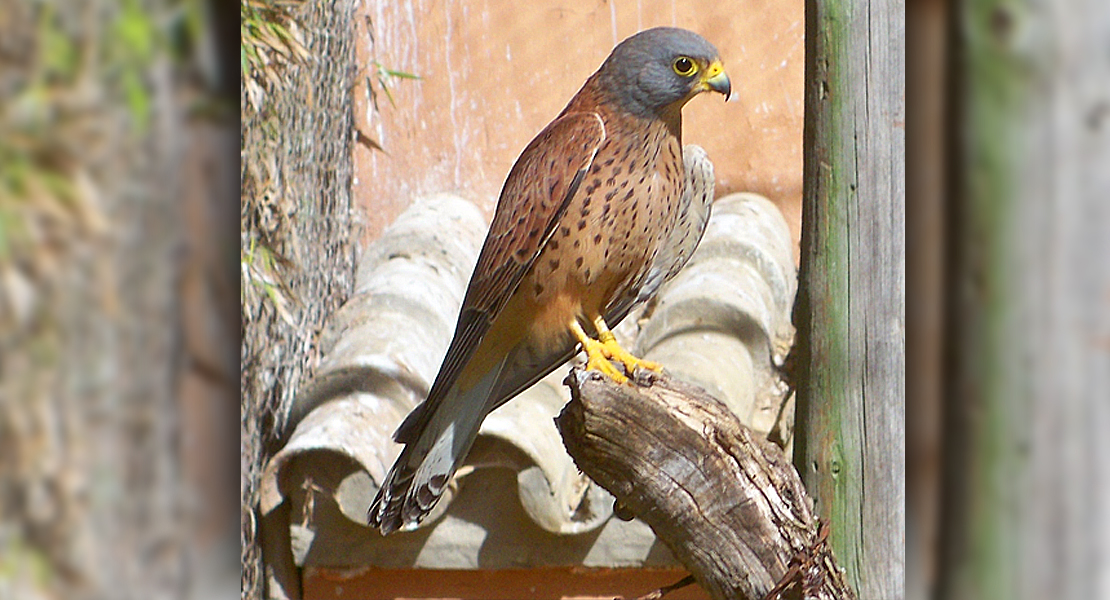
241,0 -> 310,112
238,1 -> 418,325
370,61 -> 422,108
0,536 -> 54,594
37,5 -> 79,82
241,236 -> 296,326
0,0 -> 208,336
112,0 -> 159,129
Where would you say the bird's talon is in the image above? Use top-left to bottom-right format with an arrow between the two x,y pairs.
587,316 -> 659,378
572,320 -> 632,384
600,338 -> 660,376
588,359 -> 629,384
634,357 -> 664,373
582,341 -> 629,383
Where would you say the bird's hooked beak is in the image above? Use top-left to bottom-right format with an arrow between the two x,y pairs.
701,60 -> 731,100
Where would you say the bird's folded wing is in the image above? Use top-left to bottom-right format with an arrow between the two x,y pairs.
395,111 -> 606,443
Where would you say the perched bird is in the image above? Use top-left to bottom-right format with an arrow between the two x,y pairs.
369,27 -> 731,534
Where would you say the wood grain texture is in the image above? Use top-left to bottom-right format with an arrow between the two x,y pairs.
557,368 -> 856,600
794,0 -> 905,595
938,0 -> 1110,597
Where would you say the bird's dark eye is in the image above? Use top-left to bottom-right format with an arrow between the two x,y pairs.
672,56 -> 697,77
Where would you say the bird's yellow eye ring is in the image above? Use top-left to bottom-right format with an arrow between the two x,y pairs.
672,56 -> 697,77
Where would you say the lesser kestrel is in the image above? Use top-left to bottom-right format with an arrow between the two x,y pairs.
370,27 -> 730,534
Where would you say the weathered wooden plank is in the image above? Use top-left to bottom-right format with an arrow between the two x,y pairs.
794,0 -> 906,595
937,0 -> 1110,597
557,368 -> 856,600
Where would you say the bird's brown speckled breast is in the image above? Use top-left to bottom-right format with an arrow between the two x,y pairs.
524,113 -> 684,330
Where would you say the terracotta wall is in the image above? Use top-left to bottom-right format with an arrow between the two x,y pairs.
306,566 -> 711,599
352,0 -> 804,259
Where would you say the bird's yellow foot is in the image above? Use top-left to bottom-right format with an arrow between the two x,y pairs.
597,330 -> 662,375
569,317 -> 662,384
576,333 -> 630,383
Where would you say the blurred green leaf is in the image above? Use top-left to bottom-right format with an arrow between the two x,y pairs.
178,0 -> 207,61
122,70 -> 151,132
116,0 -> 156,58
38,6 -> 78,81
40,171 -> 75,207
0,206 -> 16,262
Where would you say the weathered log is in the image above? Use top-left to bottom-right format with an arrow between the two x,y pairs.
557,368 -> 855,600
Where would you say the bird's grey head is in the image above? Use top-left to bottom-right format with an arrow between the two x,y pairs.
597,27 -> 732,118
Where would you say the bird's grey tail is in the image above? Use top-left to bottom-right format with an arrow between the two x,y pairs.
368,359 -> 504,534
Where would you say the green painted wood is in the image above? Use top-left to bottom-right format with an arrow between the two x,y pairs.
793,0 -> 905,595
936,2 -> 1028,598
938,0 -> 1110,597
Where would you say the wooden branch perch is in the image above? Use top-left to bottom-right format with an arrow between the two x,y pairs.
557,368 -> 856,600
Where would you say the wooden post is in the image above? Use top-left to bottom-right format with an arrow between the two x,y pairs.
794,0 -> 905,596
557,368 -> 856,600
937,0 -> 1110,597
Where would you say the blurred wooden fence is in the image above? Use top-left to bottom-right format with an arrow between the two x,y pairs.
935,0 -> 1110,597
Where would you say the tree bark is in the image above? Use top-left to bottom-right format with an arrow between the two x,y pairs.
557,368 -> 856,600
